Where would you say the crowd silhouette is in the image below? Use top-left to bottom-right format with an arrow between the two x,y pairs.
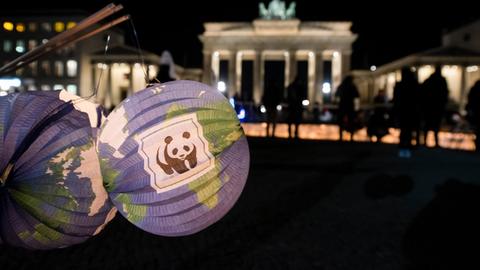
256,65 -> 480,154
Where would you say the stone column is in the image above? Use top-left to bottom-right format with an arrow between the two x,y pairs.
288,50 -> 297,84
146,63 -> 150,84
202,51 -> 212,85
332,52 -> 342,94
106,64 -> 113,110
236,52 -> 243,97
253,50 -> 263,105
91,65 -> 97,96
460,66 -> 468,111
228,51 -> 237,98
315,51 -> 324,105
341,50 -> 352,80
128,63 -> 134,97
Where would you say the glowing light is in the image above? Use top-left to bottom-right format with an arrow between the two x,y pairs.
217,81 -> 226,93
467,66 -> 479,73
322,82 -> 331,94
276,105 -> 282,111
54,22 -> 65,32
229,98 -> 235,107
66,84 -> 77,94
42,39 -> 48,44
333,51 -> 339,58
97,63 -> 107,70
302,99 -> 310,106
15,40 -> 25,53
0,77 -> 21,91
237,108 -> 246,120
66,22 -> 76,29
308,51 -> 314,58
28,22 -> 37,32
53,84 -> 64,90
3,22 -> 14,31
66,60 -> 77,77
15,23 -> 25,32
260,105 -> 267,113
370,65 -> 377,72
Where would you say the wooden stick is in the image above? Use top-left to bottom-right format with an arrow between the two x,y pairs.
1,15 -> 131,74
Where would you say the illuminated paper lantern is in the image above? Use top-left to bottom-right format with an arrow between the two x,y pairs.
0,91 -> 115,249
98,80 -> 249,236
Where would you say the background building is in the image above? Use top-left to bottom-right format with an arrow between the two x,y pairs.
355,19 -> 480,111
0,12 -> 198,109
199,7 -> 356,110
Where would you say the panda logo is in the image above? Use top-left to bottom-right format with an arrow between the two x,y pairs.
157,131 -> 198,175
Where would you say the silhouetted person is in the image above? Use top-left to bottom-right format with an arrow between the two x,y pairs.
263,80 -> 282,137
393,67 -> 420,158
286,76 -> 304,139
466,80 -> 480,151
335,75 -> 360,141
367,89 -> 390,142
421,66 -> 449,147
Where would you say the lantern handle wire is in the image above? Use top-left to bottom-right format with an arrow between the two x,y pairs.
128,18 -> 160,85
89,35 -> 111,104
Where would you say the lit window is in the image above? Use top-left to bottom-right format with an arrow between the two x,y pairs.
41,61 -> 51,76
41,85 -> 51,91
28,40 -> 37,51
53,84 -> 64,90
66,21 -> 76,29
29,61 -> 38,76
16,23 -> 25,32
3,21 -> 14,31
54,61 -> 64,77
54,22 -> 65,32
66,60 -> 77,77
66,84 -> 77,94
41,22 -> 51,32
15,40 -> 25,53
28,22 -> 37,32
3,40 -> 12,52
15,68 -> 24,76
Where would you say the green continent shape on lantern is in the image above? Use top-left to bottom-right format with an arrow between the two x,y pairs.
187,160 -> 224,209
165,100 -> 244,156
11,141 -> 103,237
165,98 -> 243,210
123,202 -> 147,224
112,193 -> 146,224
100,157 -> 120,192
13,215 -> 64,246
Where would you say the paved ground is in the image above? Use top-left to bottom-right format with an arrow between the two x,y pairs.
1,138 -> 480,269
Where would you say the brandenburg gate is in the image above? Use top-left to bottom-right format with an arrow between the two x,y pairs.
199,0 -> 357,108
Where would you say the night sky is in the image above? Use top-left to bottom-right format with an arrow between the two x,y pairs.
1,0 -> 479,69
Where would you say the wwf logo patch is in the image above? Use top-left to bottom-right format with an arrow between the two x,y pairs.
135,113 -> 215,193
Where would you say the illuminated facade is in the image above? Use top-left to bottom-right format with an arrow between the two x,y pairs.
199,19 -> 357,108
356,20 -> 480,110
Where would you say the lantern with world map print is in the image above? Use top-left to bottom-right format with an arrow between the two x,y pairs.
97,80 -> 249,236
0,90 -> 116,249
